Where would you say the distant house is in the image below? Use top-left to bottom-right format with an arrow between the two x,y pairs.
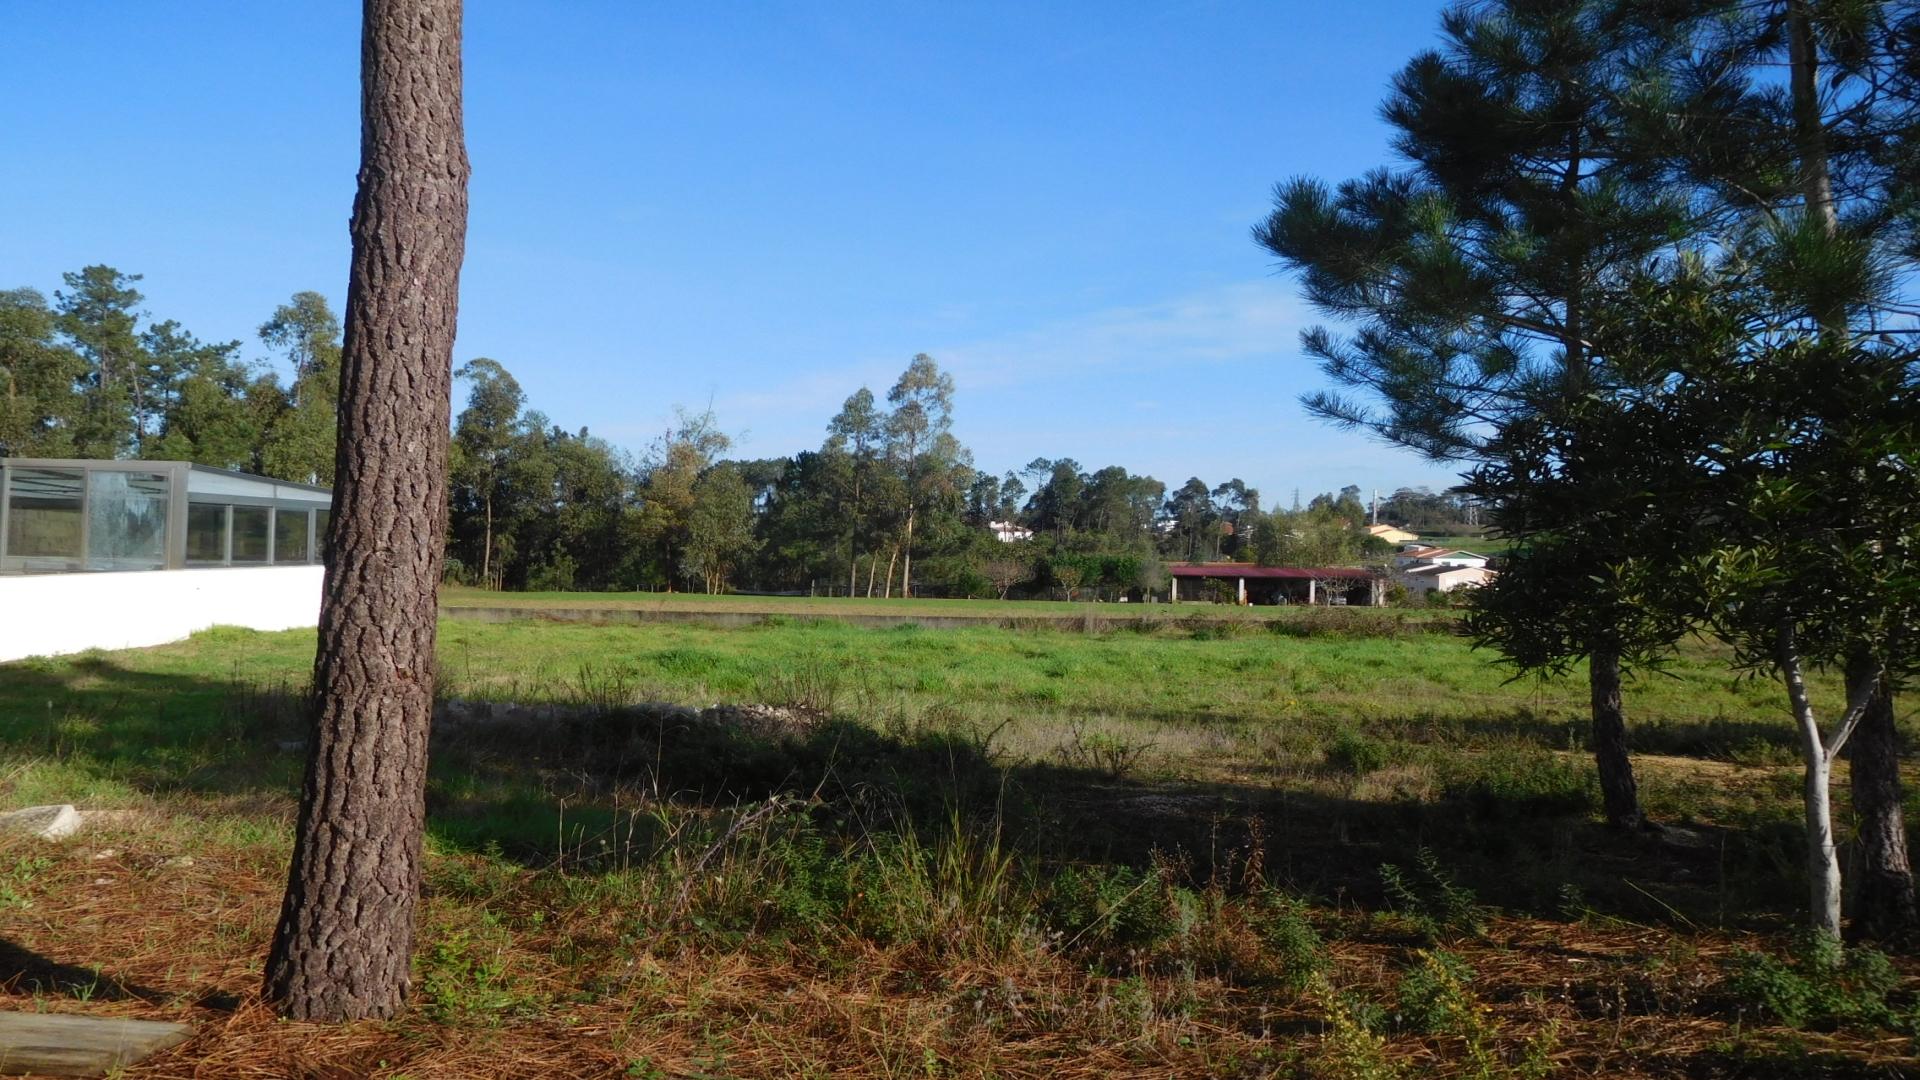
1392,544 -> 1495,596
1392,545 -> 1490,570
1397,563 -> 1496,596
988,520 -> 1033,543
1366,523 -> 1419,545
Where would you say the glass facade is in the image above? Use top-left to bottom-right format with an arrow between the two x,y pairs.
0,460 -> 332,575
86,470 -> 168,571
4,468 -> 84,571
274,509 -> 310,564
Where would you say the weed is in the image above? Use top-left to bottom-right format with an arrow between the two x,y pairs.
0,855 -> 53,911
1394,949 -> 1476,1033
417,919 -> 542,1025
1309,973 -> 1401,1080
1043,863 -> 1177,952
1250,890 -> 1329,992
1380,848 -> 1485,940
1054,719 -> 1155,779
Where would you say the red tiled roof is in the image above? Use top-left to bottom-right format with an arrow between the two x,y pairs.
1167,563 -> 1376,580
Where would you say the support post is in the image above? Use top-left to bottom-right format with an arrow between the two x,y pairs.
1307,578 -> 1317,605
1237,577 -> 1246,605
1169,576 -> 1178,603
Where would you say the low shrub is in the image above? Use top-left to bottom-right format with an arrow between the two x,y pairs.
1727,933 -> 1904,1030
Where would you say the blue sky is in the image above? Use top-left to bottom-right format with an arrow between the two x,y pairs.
4,1 -> 1464,504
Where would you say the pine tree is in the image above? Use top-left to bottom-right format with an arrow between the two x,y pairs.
1255,0 -> 1701,828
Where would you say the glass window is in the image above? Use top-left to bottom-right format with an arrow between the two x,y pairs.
5,468 -> 84,567
186,504 -> 229,563
275,508 -> 310,564
232,506 -> 271,563
86,470 -> 169,571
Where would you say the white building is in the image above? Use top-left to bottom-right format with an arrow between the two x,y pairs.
0,459 -> 330,662
988,520 -> 1033,543
1392,544 -> 1491,570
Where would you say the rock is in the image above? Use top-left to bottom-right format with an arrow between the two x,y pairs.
90,850 -> 116,861
158,856 -> 194,870
0,805 -> 83,841
75,810 -> 142,830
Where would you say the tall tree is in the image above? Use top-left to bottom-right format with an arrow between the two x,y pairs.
260,292 -> 345,484
1634,0 -> 1920,931
826,387 -> 884,596
55,266 -> 148,458
0,289 -> 83,457
451,358 -> 527,588
1254,0 -> 1700,829
683,463 -> 760,593
883,353 -> 955,598
264,0 -> 470,1021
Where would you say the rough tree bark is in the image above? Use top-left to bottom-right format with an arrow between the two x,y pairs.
1589,647 -> 1644,831
1847,660 -> 1916,940
264,0 -> 469,1022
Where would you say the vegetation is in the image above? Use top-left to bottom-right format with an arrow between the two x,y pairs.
1,615 -> 1913,1075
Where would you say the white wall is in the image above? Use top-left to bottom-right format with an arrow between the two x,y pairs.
0,566 -> 323,663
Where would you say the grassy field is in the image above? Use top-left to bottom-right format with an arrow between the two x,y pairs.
0,613 -> 1913,1077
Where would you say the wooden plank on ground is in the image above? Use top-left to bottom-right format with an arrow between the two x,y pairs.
0,1011 -> 191,1077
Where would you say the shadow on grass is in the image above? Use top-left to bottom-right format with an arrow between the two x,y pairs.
0,654 -> 1817,934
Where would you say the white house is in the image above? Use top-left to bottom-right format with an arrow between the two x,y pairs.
1392,545 -> 1490,570
988,520 -> 1033,543
1396,563 -> 1496,597
0,459 -> 330,662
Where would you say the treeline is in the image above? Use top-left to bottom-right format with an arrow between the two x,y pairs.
3,273 -> 1462,596
442,350 -> 1420,597
1259,0 -> 1920,941
0,268 -> 340,482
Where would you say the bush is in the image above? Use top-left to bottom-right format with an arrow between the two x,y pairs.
1325,729 -> 1389,777
1251,891 -> 1329,992
1042,864 -> 1179,951
1727,933 -> 1903,1030
1394,949 -> 1476,1033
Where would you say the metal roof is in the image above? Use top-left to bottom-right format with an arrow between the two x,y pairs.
1167,563 -> 1377,580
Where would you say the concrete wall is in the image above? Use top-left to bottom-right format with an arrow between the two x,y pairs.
0,565 -> 324,662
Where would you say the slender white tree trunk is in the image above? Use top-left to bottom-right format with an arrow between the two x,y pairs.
901,507 -> 916,599
1782,641 -> 1843,940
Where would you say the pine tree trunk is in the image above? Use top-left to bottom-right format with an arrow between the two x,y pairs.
1847,661 -> 1915,939
1589,647 -> 1644,830
263,0 -> 468,1022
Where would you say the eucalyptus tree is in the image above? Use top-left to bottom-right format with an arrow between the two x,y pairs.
883,353 -> 957,597
826,387 -> 884,595
451,358 -> 527,588
1254,0 -> 1704,829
